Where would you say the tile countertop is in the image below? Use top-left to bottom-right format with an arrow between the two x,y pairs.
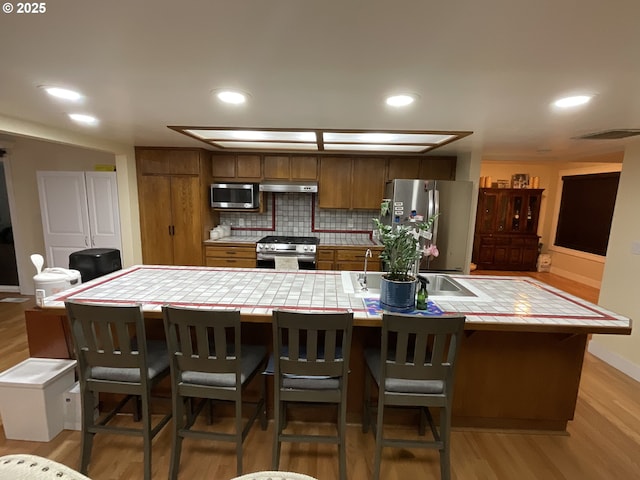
43,265 -> 631,335
203,234 -> 379,246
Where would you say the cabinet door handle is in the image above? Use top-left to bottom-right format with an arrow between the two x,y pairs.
168,225 -> 172,236
84,236 -> 89,247
172,225 -> 175,235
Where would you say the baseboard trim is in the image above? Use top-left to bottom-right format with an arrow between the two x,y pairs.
588,341 -> 640,383
549,267 -> 602,289
0,286 -> 20,293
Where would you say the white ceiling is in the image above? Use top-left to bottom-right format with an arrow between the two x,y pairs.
2,0 -> 640,161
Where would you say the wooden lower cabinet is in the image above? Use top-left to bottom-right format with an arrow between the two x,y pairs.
473,234 -> 539,270
317,245 -> 383,271
204,244 -> 256,268
317,247 -> 335,270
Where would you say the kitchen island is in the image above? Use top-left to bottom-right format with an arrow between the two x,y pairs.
26,265 -> 632,432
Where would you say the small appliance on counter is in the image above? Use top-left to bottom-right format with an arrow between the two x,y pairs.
30,253 -> 82,299
69,248 -> 122,282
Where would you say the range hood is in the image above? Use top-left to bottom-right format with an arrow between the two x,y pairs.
259,180 -> 318,193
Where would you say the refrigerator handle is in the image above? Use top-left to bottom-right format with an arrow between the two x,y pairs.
428,189 -> 434,219
432,189 -> 440,245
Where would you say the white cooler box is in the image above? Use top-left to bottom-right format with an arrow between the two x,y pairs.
0,358 -> 77,441
63,381 -> 99,431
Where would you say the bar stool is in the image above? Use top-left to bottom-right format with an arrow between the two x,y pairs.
363,313 -> 466,480
64,301 -> 172,480
162,306 -> 267,478
271,309 -> 353,480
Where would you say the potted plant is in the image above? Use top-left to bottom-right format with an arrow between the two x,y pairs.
373,214 -> 438,312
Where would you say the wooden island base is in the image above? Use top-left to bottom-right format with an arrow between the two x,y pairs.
25,309 -> 586,432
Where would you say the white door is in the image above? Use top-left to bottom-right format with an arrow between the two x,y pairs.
37,171 -> 91,268
85,172 -> 121,250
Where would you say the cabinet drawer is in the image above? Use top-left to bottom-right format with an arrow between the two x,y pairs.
317,261 -> 335,271
205,257 -> 256,268
317,249 -> 335,261
335,248 -> 380,262
205,245 -> 256,259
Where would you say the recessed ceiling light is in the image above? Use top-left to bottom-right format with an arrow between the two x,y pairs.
68,113 -> 98,125
554,95 -> 592,108
385,94 -> 417,107
40,86 -> 83,101
216,90 -> 248,104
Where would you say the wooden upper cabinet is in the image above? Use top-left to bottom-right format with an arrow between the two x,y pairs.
212,154 -> 261,180
386,156 -> 456,181
319,157 -> 352,208
263,155 -> 318,180
291,156 -> 318,180
136,148 -> 201,175
263,156 -> 290,179
236,155 -> 261,179
319,156 -> 386,210
211,154 -> 236,178
419,156 -> 457,180
387,157 -> 421,181
351,157 -> 386,209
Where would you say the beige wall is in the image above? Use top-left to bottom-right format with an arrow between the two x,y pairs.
0,114 -> 142,294
590,142 -> 640,381
7,137 -> 113,293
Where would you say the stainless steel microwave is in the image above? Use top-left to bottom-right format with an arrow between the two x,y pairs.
210,183 -> 260,209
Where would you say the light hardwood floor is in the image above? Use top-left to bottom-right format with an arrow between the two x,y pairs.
0,272 -> 638,479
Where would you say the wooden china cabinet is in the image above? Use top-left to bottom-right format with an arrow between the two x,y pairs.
472,188 -> 544,271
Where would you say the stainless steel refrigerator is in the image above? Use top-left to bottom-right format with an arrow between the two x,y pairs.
380,179 -> 474,273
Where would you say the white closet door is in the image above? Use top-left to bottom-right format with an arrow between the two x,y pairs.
37,171 -> 91,268
85,171 -> 122,250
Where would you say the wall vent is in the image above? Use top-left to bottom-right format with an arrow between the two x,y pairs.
576,129 -> 640,140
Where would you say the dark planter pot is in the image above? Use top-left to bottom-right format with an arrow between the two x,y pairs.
379,276 -> 417,312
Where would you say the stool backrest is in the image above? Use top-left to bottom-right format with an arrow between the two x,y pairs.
381,314 -> 465,396
272,310 -> 353,380
65,301 -> 149,374
162,306 -> 242,386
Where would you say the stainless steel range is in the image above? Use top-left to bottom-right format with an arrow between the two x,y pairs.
256,236 -> 320,269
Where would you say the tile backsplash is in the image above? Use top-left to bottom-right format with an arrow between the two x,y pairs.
218,193 -> 378,242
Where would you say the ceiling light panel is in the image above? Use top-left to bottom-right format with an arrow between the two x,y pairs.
213,141 -> 318,150
323,132 -> 455,144
324,144 -> 428,152
170,126 -> 472,154
185,129 -> 317,142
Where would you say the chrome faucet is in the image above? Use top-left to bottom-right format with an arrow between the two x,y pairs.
360,248 -> 373,290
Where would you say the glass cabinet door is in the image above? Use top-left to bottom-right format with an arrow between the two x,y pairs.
524,194 -> 540,233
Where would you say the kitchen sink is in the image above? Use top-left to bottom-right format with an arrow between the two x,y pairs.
341,271 -> 476,298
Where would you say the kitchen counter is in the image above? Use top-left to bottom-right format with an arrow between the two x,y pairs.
27,265 -> 632,432
39,265 -> 631,334
204,234 -> 378,247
